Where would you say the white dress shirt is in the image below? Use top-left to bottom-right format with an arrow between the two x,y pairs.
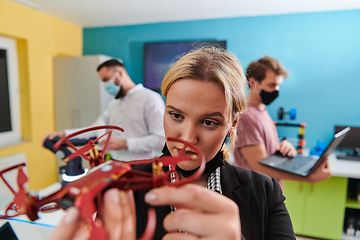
65,84 -> 165,161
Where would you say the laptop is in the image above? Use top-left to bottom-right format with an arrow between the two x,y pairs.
259,127 -> 351,176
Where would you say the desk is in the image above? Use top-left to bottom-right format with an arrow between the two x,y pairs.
0,182 -> 64,240
0,210 -> 65,240
284,153 -> 360,240
328,153 -> 360,179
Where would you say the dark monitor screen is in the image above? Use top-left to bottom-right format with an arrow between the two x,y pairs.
335,126 -> 360,150
143,40 -> 226,92
0,49 -> 12,133
0,222 -> 18,240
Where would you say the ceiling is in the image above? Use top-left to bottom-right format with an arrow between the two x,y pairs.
11,0 -> 360,27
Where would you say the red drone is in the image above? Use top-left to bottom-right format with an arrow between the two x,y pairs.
0,125 -> 206,240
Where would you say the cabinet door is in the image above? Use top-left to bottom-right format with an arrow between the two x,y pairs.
302,177 -> 347,240
53,55 -> 116,130
283,180 -> 307,235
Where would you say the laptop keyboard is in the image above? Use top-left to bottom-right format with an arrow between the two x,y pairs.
277,159 -> 309,171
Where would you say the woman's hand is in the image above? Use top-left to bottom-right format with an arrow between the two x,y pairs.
145,184 -> 241,240
49,189 -> 136,240
50,185 -> 241,240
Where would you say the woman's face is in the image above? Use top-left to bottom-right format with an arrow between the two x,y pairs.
164,79 -> 231,170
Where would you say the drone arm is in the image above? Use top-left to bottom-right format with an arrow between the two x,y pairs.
0,202 -> 21,219
125,159 -> 155,166
64,143 -> 93,162
95,130 -> 113,159
34,191 -> 62,209
137,208 -> 156,240
0,163 -> 26,195
162,137 -> 206,187
61,125 -> 124,144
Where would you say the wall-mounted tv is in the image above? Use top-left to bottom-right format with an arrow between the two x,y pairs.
144,40 -> 226,92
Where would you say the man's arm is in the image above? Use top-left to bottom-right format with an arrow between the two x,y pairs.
278,139 -> 297,157
125,94 -> 165,153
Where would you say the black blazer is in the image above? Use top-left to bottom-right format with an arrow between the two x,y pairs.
134,161 -> 296,240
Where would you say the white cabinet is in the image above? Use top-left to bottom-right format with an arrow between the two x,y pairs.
53,55 -> 121,130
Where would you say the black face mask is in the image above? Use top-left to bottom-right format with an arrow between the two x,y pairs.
260,90 -> 279,105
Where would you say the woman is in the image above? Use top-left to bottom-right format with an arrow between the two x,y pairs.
50,47 -> 295,240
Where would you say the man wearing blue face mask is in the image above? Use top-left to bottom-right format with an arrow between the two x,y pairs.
234,56 -> 331,188
43,59 -> 165,161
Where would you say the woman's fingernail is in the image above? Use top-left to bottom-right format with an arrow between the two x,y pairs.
107,189 -> 120,203
64,207 -> 78,224
120,191 -> 128,204
145,191 -> 157,203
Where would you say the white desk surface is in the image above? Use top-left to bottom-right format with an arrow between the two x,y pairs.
0,209 -> 65,240
0,183 -> 65,240
328,153 -> 360,179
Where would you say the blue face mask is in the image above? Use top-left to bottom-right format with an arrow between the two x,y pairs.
103,79 -> 120,96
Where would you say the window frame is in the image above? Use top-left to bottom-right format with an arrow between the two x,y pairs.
0,36 -> 21,147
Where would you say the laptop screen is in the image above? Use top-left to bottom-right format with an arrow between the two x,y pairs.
335,126 -> 360,151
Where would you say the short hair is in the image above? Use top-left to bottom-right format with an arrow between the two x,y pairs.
246,56 -> 289,83
161,47 -> 247,160
97,59 -> 125,72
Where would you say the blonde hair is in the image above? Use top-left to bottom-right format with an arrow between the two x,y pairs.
161,47 -> 247,161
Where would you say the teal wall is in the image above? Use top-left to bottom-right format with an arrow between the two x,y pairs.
83,10 -> 360,149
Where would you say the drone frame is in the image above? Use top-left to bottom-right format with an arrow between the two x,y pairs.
0,125 -> 206,240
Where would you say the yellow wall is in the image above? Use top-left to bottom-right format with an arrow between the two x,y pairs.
0,0 -> 82,190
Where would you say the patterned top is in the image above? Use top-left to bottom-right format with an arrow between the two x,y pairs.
206,167 -> 222,194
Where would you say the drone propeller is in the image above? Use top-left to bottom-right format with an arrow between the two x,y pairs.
17,167 -> 28,188
158,155 -> 193,166
13,168 -> 30,214
53,125 -> 124,168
